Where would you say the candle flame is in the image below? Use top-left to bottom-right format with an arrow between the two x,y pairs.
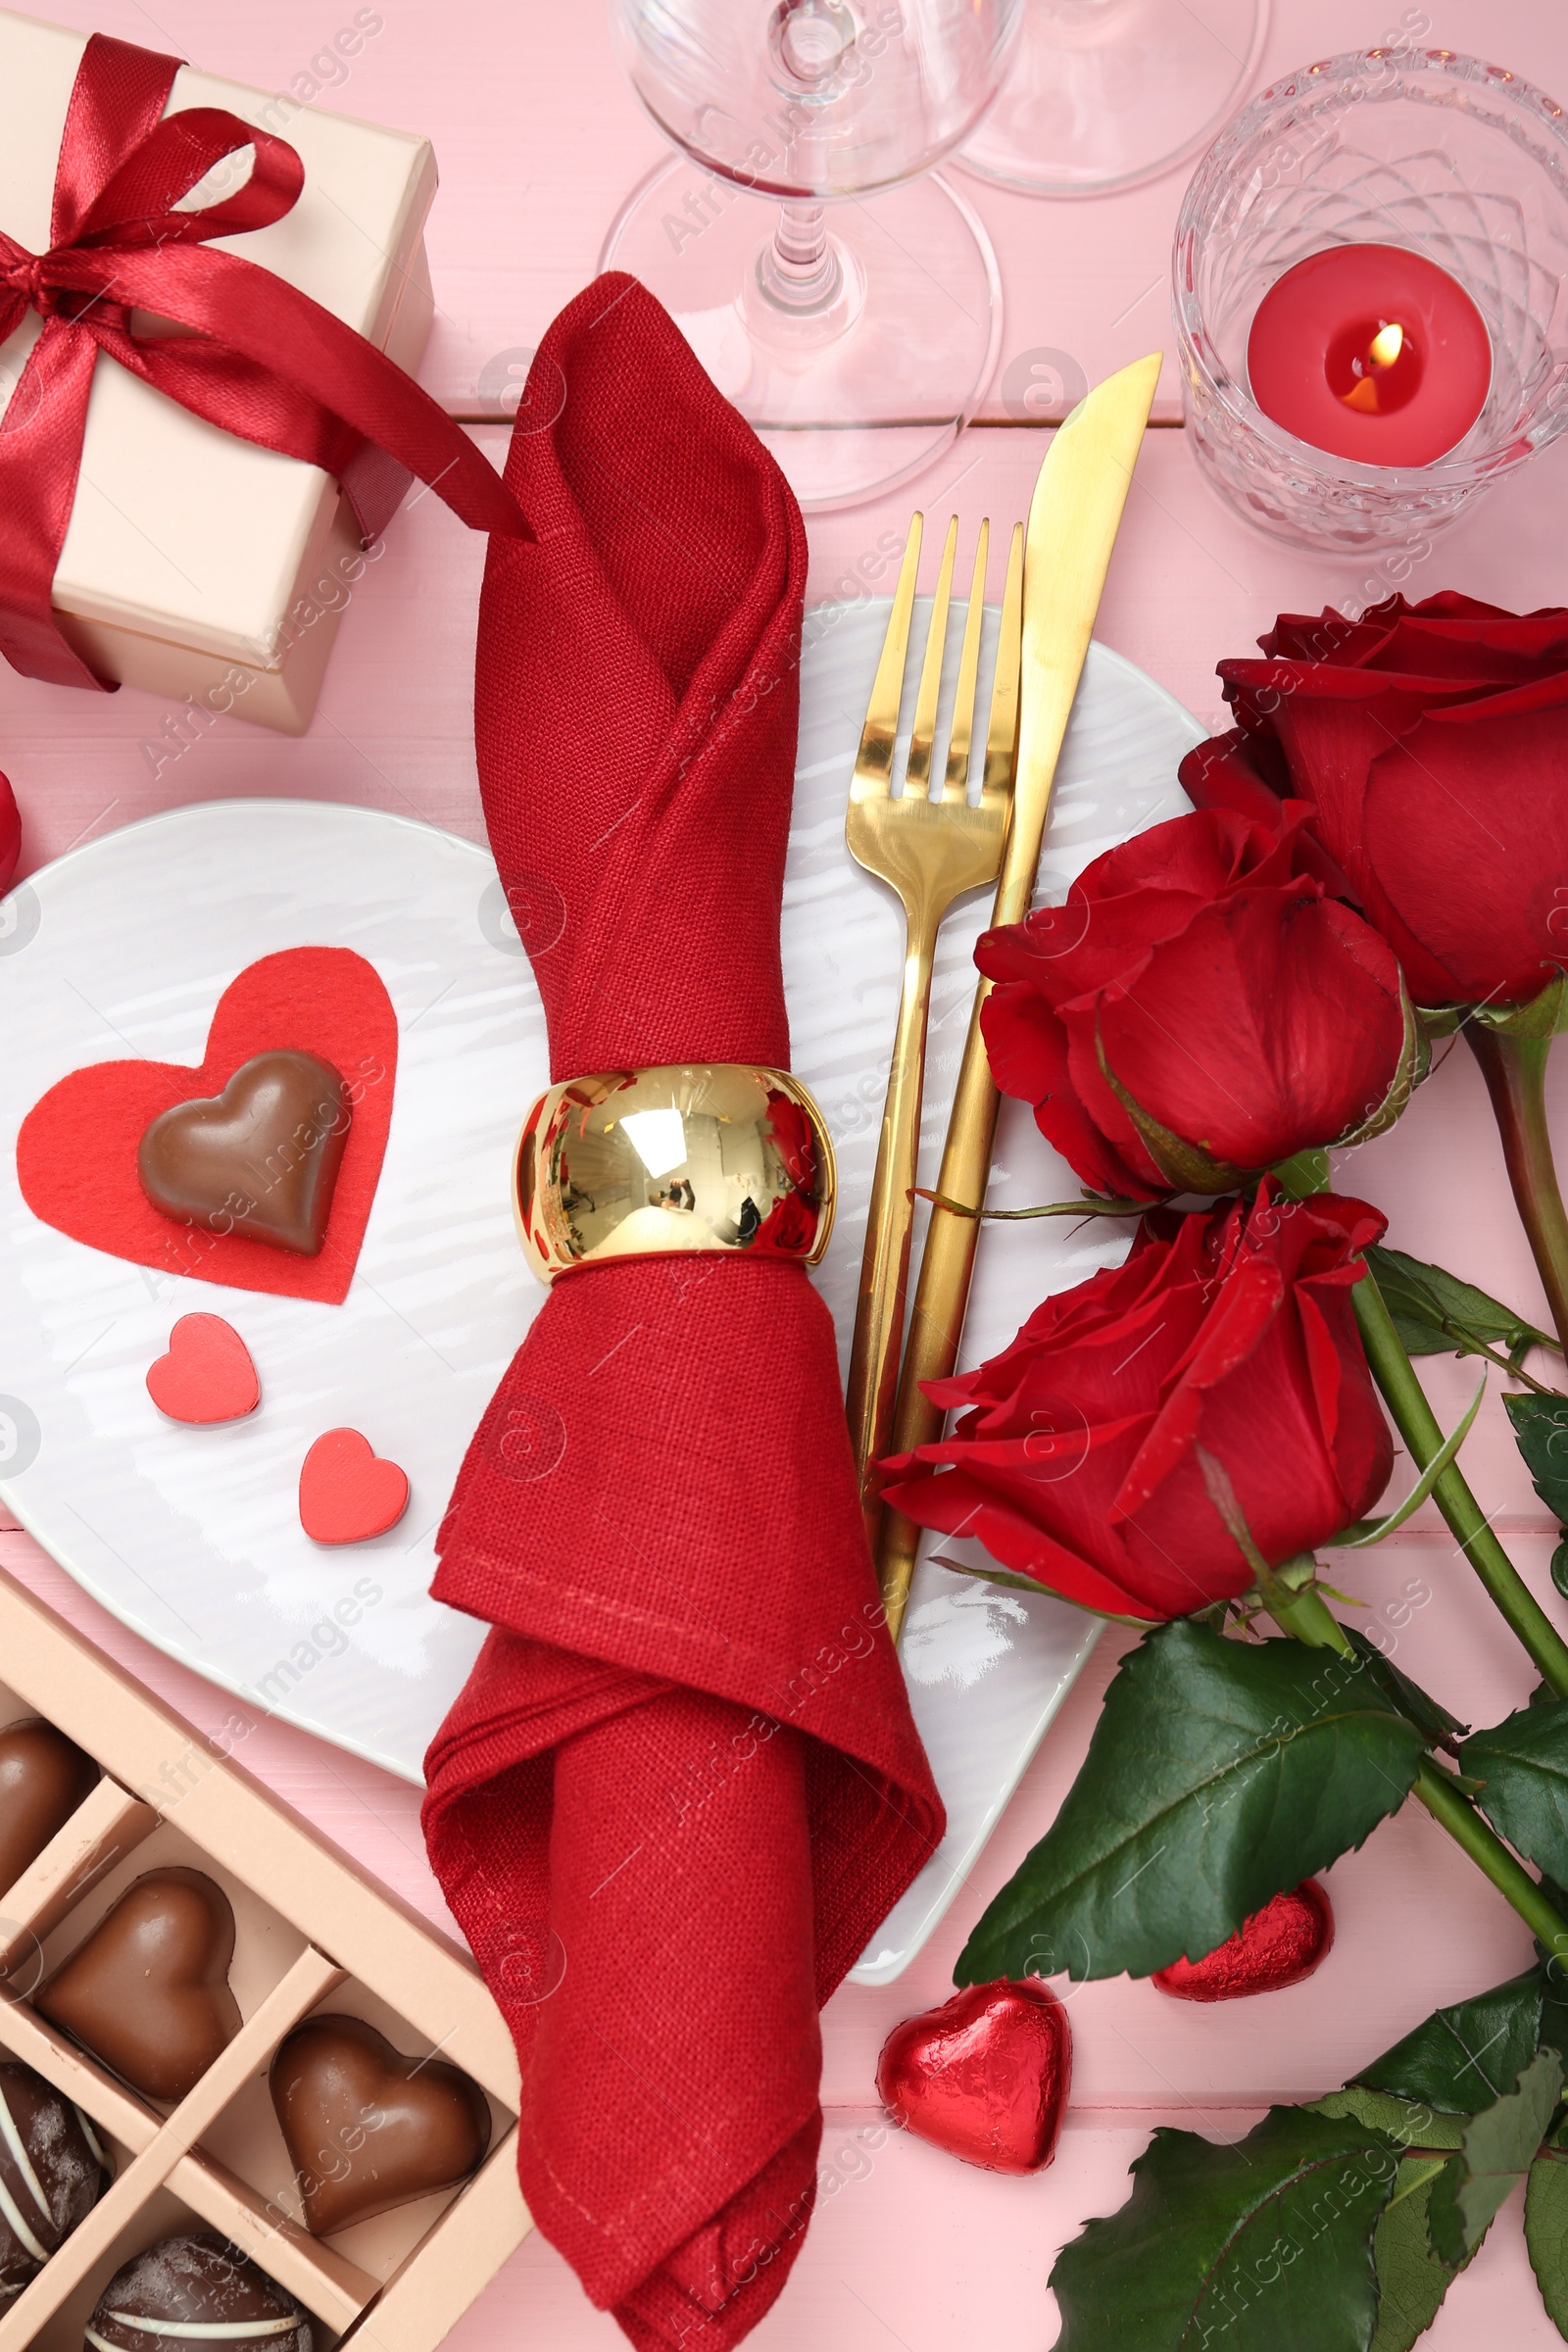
1330,316 -> 1418,416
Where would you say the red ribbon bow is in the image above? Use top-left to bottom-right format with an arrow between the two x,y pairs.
0,31 -> 530,692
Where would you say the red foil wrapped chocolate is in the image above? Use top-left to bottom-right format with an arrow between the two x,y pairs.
1152,1880 -> 1335,2002
876,1978 -> 1071,2175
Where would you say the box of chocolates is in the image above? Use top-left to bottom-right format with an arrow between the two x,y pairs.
0,1563 -> 529,2352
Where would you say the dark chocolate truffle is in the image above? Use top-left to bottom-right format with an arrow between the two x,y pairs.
137,1050 -> 351,1257
84,2233 -> 311,2352
0,2061 -> 106,2307
270,2014 -> 491,2235
0,1720 -> 98,1894
37,1869 -> 241,2103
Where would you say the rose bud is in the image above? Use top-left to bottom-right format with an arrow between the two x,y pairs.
978,804 -> 1419,1200
877,1185 -> 1393,1621
1184,591 -> 1568,1010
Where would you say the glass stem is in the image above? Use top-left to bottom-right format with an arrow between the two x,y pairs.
759,201 -> 838,309
1466,1026 -> 1568,1360
1352,1270 -> 1568,1697
1266,1578 -> 1568,1963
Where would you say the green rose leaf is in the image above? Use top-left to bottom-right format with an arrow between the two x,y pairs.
1426,2047 -> 1563,2265
1368,2159 -> 1472,2352
1504,1393 -> 1568,1524
1541,1981 -> 1568,2067
1353,1969 -> 1546,2115
1525,2153 -> 1568,2337
1310,2087 -> 1465,2151
1553,1537 -> 1568,1603
1459,1697 -> 1568,1882
1533,1872 -> 1568,1966
1367,1245 -> 1556,1366
956,1622 -> 1425,1985
1536,1878 -> 1568,2044
1051,2108 -> 1399,2352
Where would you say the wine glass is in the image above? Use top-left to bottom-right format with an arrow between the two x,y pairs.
958,0 -> 1269,199
602,0 -> 1022,510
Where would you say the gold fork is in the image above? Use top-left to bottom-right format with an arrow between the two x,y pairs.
844,513 -> 1024,1551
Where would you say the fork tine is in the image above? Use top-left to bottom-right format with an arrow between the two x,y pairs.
980,520 -> 1024,805
853,514 -> 922,793
905,515 -> 957,799
942,519 -> 990,802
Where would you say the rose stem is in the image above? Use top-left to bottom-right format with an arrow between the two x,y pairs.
1466,1027 -> 1568,1361
1350,1270 -> 1568,1697
1268,1578 -> 1568,1963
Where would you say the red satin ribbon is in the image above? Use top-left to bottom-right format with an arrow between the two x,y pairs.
0,31 -> 530,692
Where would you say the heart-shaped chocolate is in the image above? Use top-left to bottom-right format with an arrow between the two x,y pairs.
19,948 -> 397,1305
138,1050 -> 351,1257
37,1867 -> 241,2102
0,1719 -> 98,1894
270,2013 -> 491,2234
876,1977 -> 1071,2175
1152,1880 -> 1335,2002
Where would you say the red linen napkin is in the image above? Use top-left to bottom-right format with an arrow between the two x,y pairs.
420,274 -> 943,2352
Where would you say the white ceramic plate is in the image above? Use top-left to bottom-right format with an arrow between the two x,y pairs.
0,597 -> 1200,1981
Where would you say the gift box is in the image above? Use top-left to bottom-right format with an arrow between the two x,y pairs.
0,9 -> 441,734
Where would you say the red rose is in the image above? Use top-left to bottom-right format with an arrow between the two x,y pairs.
877,1185 -> 1393,1621
977,805 -> 1413,1200
1182,592 -> 1568,1008
0,770 -> 18,897
748,1189 -> 816,1255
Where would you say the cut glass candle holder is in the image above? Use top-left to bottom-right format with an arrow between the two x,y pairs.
1173,48 -> 1568,555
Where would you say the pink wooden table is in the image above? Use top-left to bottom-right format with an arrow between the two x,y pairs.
6,0 -> 1568,2341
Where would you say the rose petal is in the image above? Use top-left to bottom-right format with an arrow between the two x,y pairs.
1096,891 -> 1406,1172
877,1468 -> 1163,1617
981,987 -> 1163,1200
1360,683 -> 1568,1004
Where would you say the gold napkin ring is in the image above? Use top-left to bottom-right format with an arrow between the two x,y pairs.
514,1064 -> 838,1286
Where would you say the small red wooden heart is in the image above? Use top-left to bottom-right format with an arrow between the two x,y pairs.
876,1978 -> 1071,2174
146,1315 -> 260,1425
300,1429 -> 409,1544
17,948 -> 397,1304
1152,1880 -> 1335,2002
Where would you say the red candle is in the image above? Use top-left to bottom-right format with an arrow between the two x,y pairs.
1247,243 -> 1492,467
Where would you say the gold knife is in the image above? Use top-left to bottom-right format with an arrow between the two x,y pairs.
875,352 -> 1162,1642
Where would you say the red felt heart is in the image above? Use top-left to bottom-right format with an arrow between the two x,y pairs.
1152,1880 -> 1335,2002
146,1314 -> 260,1425
300,1428 -> 409,1544
876,1978 -> 1071,2174
16,949 -> 397,1305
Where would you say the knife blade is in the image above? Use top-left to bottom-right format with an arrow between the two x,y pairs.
875,352 -> 1161,1641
